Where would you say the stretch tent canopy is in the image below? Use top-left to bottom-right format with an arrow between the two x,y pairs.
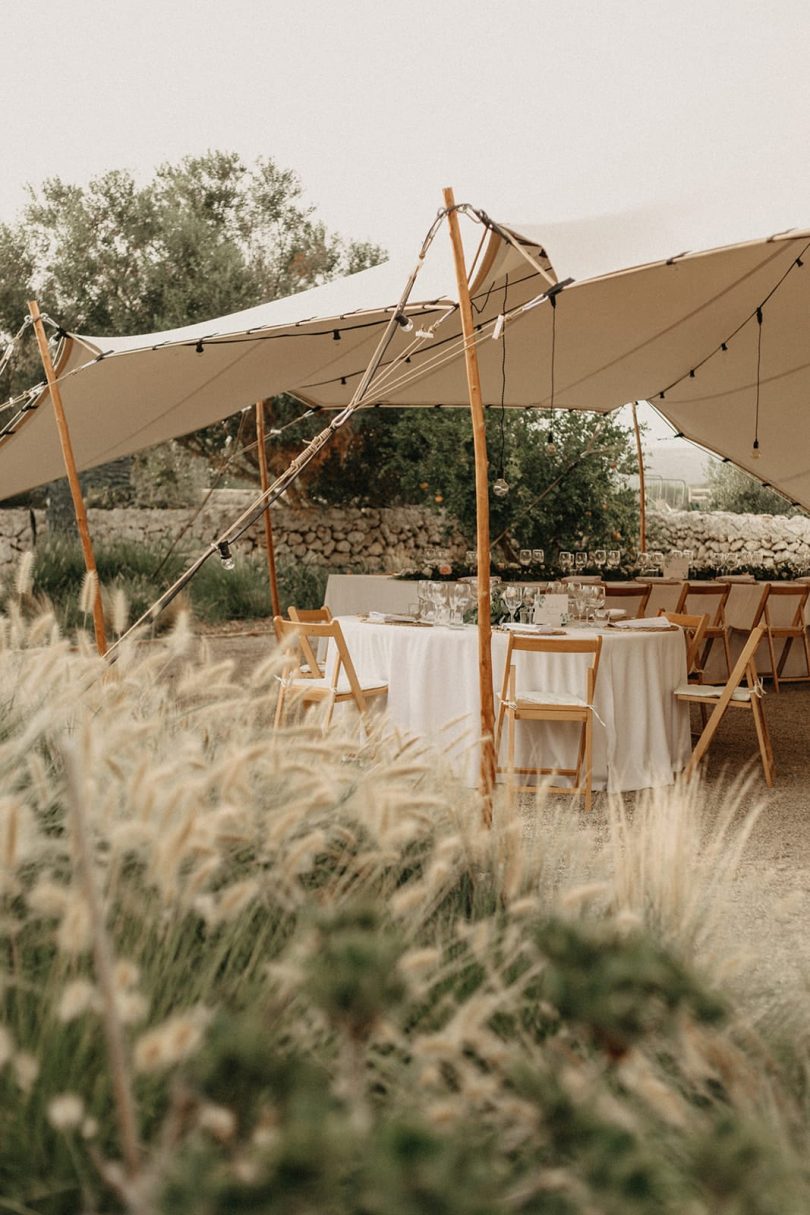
2,211 -> 810,509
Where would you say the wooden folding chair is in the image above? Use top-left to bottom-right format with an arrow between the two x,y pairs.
273,617 -> 387,730
749,582 -> 810,693
603,583 -> 651,618
286,605 -> 333,676
675,582 -> 732,679
657,611 -> 708,680
675,624 -> 774,786
495,635 -> 603,811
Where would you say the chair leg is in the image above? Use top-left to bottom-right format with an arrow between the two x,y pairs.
507,708 -> 516,797
776,636 -> 794,682
766,627 -> 780,693
321,691 -> 336,731
583,711 -> 594,812
686,696 -> 728,777
803,630 -> 810,679
722,629 -> 732,680
750,696 -> 775,788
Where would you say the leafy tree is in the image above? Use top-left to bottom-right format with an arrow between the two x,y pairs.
298,406 -> 639,559
706,461 -> 800,516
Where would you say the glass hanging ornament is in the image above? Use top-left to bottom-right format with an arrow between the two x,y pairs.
545,429 -> 557,455
492,477 -> 510,498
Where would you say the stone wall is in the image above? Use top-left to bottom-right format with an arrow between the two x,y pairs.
648,509 -> 810,572
3,500 -> 810,574
0,494 -> 467,573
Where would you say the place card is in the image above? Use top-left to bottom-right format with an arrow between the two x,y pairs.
533,592 -> 568,627
663,557 -> 689,579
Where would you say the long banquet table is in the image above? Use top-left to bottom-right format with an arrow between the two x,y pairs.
331,617 -> 690,792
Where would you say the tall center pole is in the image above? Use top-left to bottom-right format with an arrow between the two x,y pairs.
28,301 -> 107,656
631,401 -> 647,554
255,400 -> 282,617
443,188 -> 495,819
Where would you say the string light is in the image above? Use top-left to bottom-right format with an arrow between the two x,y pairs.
332,329 -> 341,341
545,429 -> 557,454
195,339 -> 204,354
492,478 -> 510,497
395,313 -> 414,332
217,541 -> 235,570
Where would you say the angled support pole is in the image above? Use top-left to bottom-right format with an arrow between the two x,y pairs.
632,401 -> 647,554
28,300 -> 107,655
444,187 -> 495,820
255,400 -> 282,617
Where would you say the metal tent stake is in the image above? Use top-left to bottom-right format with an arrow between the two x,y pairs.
28,300 -> 108,656
443,188 -> 496,821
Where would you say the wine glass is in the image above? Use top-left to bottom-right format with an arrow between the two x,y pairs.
607,549 -> 622,570
593,548 -> 607,568
502,585 -> 521,624
532,548 -> 545,567
519,548 -> 532,568
593,585 -> 609,626
520,585 -> 536,623
575,550 -> 588,572
428,581 -> 447,624
451,582 -> 471,625
559,551 -> 574,574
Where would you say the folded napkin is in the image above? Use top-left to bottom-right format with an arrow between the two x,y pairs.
501,622 -> 564,634
367,611 -> 417,623
718,574 -> 756,583
610,617 -> 674,630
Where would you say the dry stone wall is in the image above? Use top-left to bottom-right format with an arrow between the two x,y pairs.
647,509 -> 810,572
0,495 -> 467,573
3,500 -> 810,574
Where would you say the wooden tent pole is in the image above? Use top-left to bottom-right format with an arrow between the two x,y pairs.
28,300 -> 107,656
255,400 -> 281,616
443,188 -> 495,820
632,401 -> 647,554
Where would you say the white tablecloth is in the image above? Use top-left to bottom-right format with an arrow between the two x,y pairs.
331,618 -> 690,792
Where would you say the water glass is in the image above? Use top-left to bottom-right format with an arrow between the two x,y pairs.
502,585 -> 521,623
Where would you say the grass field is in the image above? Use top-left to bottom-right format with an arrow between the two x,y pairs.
1,582 -> 809,1213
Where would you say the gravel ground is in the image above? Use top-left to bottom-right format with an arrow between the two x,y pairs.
200,627 -> 810,1010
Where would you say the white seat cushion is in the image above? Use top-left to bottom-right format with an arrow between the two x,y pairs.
286,675 -> 387,695
674,682 -> 752,702
515,691 -> 589,708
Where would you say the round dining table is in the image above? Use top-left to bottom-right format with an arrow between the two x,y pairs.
331,617 -> 691,792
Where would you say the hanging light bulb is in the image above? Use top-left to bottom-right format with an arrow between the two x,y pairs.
545,429 -> 556,454
752,439 -> 761,461
395,313 -> 414,332
492,477 -> 510,498
217,541 -> 235,570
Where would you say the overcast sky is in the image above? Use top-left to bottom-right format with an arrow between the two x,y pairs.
5,0 -> 809,482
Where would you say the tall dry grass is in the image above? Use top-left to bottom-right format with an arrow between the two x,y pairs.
0,584 -> 808,1213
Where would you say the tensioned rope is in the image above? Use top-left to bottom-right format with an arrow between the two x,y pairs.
103,205 -> 463,657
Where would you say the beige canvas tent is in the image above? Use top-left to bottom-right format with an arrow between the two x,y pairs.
1,212 -> 809,509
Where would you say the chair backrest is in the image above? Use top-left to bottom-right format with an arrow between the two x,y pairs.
285,606 -> 333,672
658,610 -> 708,675
751,582 -> 810,630
705,624 -> 766,711
603,583 -> 652,617
675,581 -> 730,626
499,634 -> 603,707
273,616 -> 368,710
